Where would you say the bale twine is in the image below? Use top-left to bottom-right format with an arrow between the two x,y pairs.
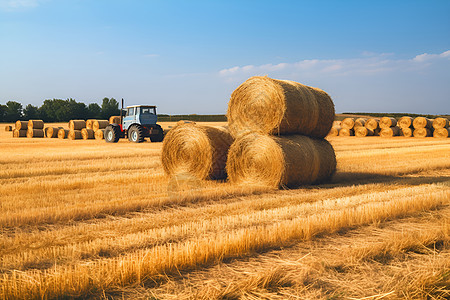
400,127 -> 413,137
432,117 -> 449,129
109,116 -> 121,125
226,76 -> 335,138
68,130 -> 83,140
413,117 -> 433,129
327,126 -> 341,137
433,128 -> 450,138
86,119 -> 96,130
81,128 -> 95,140
338,128 -> 354,136
365,118 -> 379,131
69,120 -> 86,130
27,120 -> 44,130
379,126 -> 400,137
398,116 -> 413,129
58,129 -> 69,139
4,125 -> 12,131
95,129 -> 105,140
413,128 -> 432,138
93,120 -> 110,131
379,117 -> 397,129
45,127 -> 62,138
15,120 -> 28,130
161,123 -> 234,180
27,129 -> 44,138
355,127 -> 374,137
354,118 -> 367,128
13,129 -> 27,138
341,118 -> 355,129
227,133 -> 336,188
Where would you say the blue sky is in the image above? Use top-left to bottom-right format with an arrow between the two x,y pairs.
0,0 -> 449,115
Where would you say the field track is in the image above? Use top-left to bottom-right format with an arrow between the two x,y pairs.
0,122 -> 449,299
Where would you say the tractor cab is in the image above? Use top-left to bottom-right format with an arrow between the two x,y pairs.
123,105 -> 157,131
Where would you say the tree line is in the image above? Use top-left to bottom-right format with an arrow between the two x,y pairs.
0,98 -> 120,123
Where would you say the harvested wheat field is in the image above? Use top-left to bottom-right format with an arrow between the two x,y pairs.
0,122 -> 449,300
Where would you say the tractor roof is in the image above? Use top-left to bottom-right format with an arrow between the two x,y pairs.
126,105 -> 156,108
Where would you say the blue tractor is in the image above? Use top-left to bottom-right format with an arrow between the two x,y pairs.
104,100 -> 164,143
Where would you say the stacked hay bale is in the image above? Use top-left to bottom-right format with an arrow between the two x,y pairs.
58,128 -> 70,139
27,120 -> 45,138
93,120 -> 109,140
45,126 -> 63,138
379,117 -> 400,137
12,121 -> 28,138
326,121 -> 341,137
432,117 -> 449,138
68,120 -> 85,140
413,117 -> 434,138
109,116 -> 121,125
398,116 -> 414,137
339,118 -> 355,136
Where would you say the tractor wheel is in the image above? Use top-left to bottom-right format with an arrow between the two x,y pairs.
128,125 -> 145,143
150,124 -> 164,142
105,125 -> 120,143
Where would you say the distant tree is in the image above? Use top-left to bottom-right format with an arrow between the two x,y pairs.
87,103 -> 102,119
101,97 -> 120,119
23,104 -> 40,120
4,101 -> 22,122
65,98 -> 88,120
0,104 -> 7,122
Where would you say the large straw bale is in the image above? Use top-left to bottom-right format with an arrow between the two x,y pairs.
379,117 -> 397,128
13,129 -> 27,137
341,118 -> 355,129
379,126 -> 400,137
338,128 -> 354,136
364,118 -> 379,131
68,130 -> 83,140
68,120 -> 86,130
93,120 -> 110,131
45,127 -> 63,138
4,125 -> 12,131
398,116 -> 413,128
15,120 -> 28,130
27,128 -> 44,138
109,116 -> 121,125
432,117 -> 449,129
433,128 -> 450,138
95,129 -> 105,140
86,119 -> 96,130
413,128 -> 432,138
58,129 -> 69,139
81,128 -> 95,140
354,118 -> 367,128
227,76 -> 335,138
355,127 -> 374,137
413,117 -> 433,129
400,127 -> 413,137
327,126 -> 341,137
227,133 -> 336,188
162,123 -> 234,180
27,120 -> 44,130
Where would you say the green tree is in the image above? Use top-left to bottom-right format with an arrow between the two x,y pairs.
0,104 -> 7,122
4,101 -> 22,122
23,104 -> 40,120
87,103 -> 102,119
101,97 -> 120,119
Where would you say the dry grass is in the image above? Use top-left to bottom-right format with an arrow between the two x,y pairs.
0,123 -> 449,299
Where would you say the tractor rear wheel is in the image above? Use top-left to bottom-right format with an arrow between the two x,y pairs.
105,125 -> 120,143
128,125 -> 145,143
150,124 -> 164,142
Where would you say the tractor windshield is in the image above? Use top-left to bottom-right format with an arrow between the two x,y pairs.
140,107 -> 156,115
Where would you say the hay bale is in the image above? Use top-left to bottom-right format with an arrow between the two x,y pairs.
95,129 -> 105,140
354,118 -> 367,128
161,123 -> 234,180
227,76 -> 335,138
433,128 -> 450,138
44,127 -> 62,138
27,128 -> 44,138
379,117 -> 397,128
432,117 -> 449,129
4,125 -> 12,131
364,118 -> 379,131
398,116 -> 413,128
400,127 -> 413,137
81,128 -> 95,140
379,126 -> 400,137
355,127 -> 374,137
68,120 -> 86,130
327,126 -> 341,137
341,118 -> 355,129
27,120 -> 44,130
86,119 -> 96,130
13,129 -> 27,138
109,116 -> 121,125
68,130 -> 83,140
92,120 -> 109,131
15,120 -> 28,130
338,128 -> 354,136
227,133 -> 336,188
413,117 -> 433,129
58,129 -> 69,139
413,128 -> 432,138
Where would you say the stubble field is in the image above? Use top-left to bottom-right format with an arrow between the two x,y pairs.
0,122 -> 449,299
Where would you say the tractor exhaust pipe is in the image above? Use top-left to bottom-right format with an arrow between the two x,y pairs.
120,98 -> 124,124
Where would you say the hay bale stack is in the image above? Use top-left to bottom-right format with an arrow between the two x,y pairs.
413,128 -> 432,138
68,130 -> 83,140
69,120 -> 86,130
86,119 -> 96,130
338,128 -> 354,136
13,129 -> 27,138
354,118 -> 367,128
327,126 -> 341,137
27,129 -> 44,138
81,128 -> 95,140
95,129 -> 105,140
109,116 -> 121,125
432,117 -> 449,129
355,127 -> 374,137
28,120 -> 44,130
398,116 -> 413,129
365,118 -> 379,131
161,122 -> 234,180
15,120 -> 28,130
400,127 -> 413,137
379,126 -> 400,137
58,129 -> 69,139
45,127 -> 63,138
341,118 -> 355,129
433,128 -> 450,138
227,133 -> 336,188
227,76 -> 335,138
92,120 -> 109,131
379,117 -> 397,129
4,125 -> 12,131
413,117 -> 433,129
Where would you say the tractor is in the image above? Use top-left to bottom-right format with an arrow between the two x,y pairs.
104,99 -> 164,143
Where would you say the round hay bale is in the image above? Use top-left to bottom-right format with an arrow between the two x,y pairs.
398,116 -> 413,128
68,120 -> 86,130
4,125 -> 12,132
92,120 -> 110,131
45,127 -> 62,138
227,76 -> 335,138
341,118 -> 355,129
15,120 -> 28,130
433,128 -> 450,138
413,117 -> 433,129
400,127 -> 413,137
327,126 -> 341,137
432,117 -> 449,129
413,128 -> 432,138
109,116 -> 121,125
338,128 -> 354,136
161,123 -> 234,180
379,117 -> 397,129
227,133 -> 336,188
58,129 -> 69,139
364,118 -> 379,131
354,118 -> 367,128
68,130 -> 83,140
13,129 -> 27,138
95,129 -> 105,140
81,128 -> 95,140
355,127 -> 373,137
27,120 -> 44,130
27,128 -> 44,138
379,126 -> 400,137
86,119 -> 96,130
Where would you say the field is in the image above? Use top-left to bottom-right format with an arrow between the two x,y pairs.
1,122 -> 450,299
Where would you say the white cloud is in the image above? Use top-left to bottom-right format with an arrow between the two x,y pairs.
412,50 -> 450,62
0,0 -> 40,10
